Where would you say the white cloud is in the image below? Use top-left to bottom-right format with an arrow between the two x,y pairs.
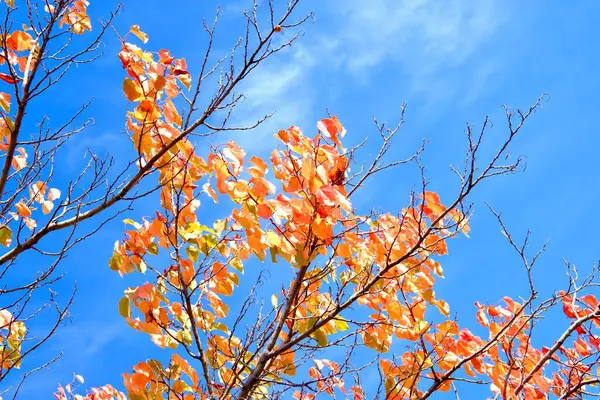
49,320 -> 126,357
225,42 -> 317,151
229,0 -> 508,148
331,0 -> 502,70
64,130 -> 130,171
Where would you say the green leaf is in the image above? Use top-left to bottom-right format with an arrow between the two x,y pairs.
118,297 -> 131,318
0,225 -> 12,247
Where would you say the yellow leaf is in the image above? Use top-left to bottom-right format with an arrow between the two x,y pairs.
266,231 -> 281,247
334,318 -> 349,331
118,296 -> 131,318
177,73 -> 191,90
213,219 -> 227,235
4,0 -> 14,7
123,78 -> 144,102
130,25 -> 149,44
312,329 -> 328,347
269,246 -> 278,263
435,299 -> 450,317
147,242 -> 159,256
186,245 -> 199,262
0,92 -> 10,113
0,226 -> 12,247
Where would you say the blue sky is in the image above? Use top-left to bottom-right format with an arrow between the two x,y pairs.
5,0 -> 600,398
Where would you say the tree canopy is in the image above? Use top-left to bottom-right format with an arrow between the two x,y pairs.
0,1 -> 598,399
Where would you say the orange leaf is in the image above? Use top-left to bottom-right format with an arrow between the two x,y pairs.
6,31 -> 33,52
15,201 -> 31,217
317,116 -> 345,147
132,100 -> 161,122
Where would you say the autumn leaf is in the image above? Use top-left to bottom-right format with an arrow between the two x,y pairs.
129,25 -> 149,44
317,116 -> 346,147
271,294 -> 278,308
123,78 -> 144,102
15,201 -> 31,217
0,92 -> 10,112
41,200 -> 54,215
6,31 -> 33,52
47,188 -> 61,201
12,147 -> 27,170
177,73 -> 191,90
0,309 -> 13,327
132,100 -> 160,121
0,225 -> 12,247
312,329 -> 328,347
119,297 -> 131,318
0,73 -> 16,84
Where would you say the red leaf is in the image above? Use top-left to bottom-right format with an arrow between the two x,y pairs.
0,73 -> 16,84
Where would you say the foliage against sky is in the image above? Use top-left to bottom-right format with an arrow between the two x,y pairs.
0,0 -> 599,399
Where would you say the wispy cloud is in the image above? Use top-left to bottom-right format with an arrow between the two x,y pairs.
329,0 -> 503,70
49,320 -> 126,358
64,130 -> 130,171
229,0 -> 508,146
224,42 -> 318,152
